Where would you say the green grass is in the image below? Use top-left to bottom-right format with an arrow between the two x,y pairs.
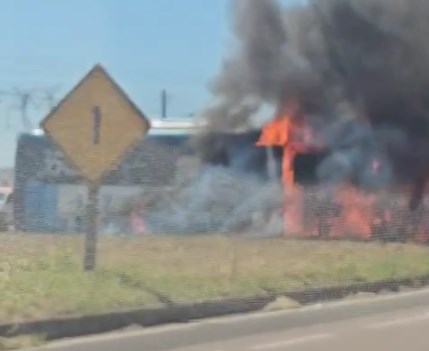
0,335 -> 45,350
0,234 -> 428,323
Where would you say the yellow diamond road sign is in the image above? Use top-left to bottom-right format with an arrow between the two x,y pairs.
41,64 -> 150,183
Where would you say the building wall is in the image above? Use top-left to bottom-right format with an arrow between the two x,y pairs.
14,131 -> 196,233
23,180 -> 59,232
57,184 -> 143,233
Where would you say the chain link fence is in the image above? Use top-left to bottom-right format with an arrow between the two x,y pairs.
3,129 -> 429,330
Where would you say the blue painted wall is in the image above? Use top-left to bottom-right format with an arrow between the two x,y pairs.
23,180 -> 60,233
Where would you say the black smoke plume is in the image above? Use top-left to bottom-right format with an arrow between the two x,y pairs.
199,0 -> 429,209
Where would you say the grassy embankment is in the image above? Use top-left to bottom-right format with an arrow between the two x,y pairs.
0,234 -> 428,324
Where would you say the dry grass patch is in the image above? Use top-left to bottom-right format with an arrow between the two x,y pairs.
0,234 -> 427,323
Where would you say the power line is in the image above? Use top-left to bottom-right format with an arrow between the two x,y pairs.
0,87 -> 60,132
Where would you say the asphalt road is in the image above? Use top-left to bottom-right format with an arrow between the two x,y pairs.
35,288 -> 429,351
172,305 -> 429,351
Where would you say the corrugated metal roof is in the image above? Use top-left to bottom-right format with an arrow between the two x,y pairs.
31,118 -> 204,137
150,118 -> 204,129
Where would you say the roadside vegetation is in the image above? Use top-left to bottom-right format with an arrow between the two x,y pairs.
0,234 -> 428,323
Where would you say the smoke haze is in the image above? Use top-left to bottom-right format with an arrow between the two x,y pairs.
200,0 -> 429,198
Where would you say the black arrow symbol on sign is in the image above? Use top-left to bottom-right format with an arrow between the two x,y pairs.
92,106 -> 101,145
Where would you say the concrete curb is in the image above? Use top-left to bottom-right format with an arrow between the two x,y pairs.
2,274 -> 429,341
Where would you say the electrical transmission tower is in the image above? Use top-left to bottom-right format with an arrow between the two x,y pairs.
0,87 -> 59,132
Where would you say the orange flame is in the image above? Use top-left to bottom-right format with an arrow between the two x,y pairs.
256,101 -> 429,243
256,101 -> 307,185
330,185 -> 376,240
256,101 -> 308,235
256,116 -> 292,148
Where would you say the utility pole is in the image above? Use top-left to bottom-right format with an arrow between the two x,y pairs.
0,89 -> 36,132
0,87 -> 60,131
161,89 -> 168,119
18,92 -> 33,132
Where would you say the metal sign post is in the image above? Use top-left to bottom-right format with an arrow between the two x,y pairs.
84,182 -> 100,271
83,105 -> 102,271
41,64 -> 150,272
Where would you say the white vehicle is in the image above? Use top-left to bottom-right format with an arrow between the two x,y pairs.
0,187 -> 13,232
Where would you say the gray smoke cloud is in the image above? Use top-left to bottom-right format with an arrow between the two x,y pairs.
199,0 -> 429,206
142,165 -> 284,236
117,0 -> 429,238
201,0 -> 318,132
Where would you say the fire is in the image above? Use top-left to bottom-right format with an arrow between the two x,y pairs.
329,185 -> 376,240
256,102 -> 429,243
256,101 -> 309,185
256,101 -> 310,236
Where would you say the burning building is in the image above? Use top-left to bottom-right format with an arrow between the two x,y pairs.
13,0 -> 429,240
198,0 -> 429,243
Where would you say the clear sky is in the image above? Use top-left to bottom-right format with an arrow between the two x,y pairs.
0,0 -> 297,168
